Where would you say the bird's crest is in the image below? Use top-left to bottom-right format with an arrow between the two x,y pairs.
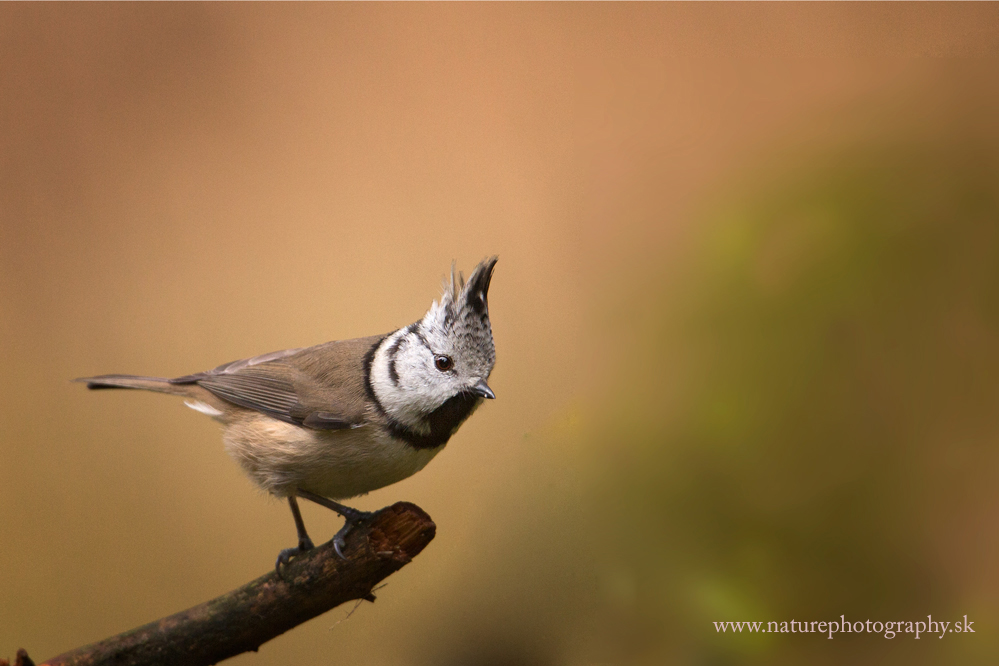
428,256 -> 498,332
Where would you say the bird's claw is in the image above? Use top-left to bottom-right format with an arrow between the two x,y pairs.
275,536 -> 315,577
332,510 -> 374,560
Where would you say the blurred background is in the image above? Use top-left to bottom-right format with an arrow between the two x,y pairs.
3,4 -> 999,665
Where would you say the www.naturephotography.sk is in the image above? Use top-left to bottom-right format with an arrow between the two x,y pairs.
714,615 -> 974,639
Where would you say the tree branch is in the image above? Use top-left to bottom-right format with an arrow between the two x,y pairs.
16,502 -> 435,666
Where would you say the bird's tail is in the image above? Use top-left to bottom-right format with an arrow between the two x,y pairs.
74,374 -> 190,396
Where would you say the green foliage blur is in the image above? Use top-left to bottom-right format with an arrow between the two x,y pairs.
591,137 -> 999,664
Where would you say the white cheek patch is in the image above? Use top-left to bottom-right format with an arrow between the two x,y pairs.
185,400 -> 223,418
370,326 -> 454,431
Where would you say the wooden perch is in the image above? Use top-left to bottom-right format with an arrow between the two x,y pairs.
14,502 -> 435,666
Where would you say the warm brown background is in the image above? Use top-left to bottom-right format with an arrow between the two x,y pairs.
3,4 -> 999,665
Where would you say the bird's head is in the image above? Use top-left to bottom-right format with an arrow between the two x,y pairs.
370,257 -> 497,433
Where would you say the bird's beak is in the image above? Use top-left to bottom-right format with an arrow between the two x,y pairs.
470,379 -> 496,399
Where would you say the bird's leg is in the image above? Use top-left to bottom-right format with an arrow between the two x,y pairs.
297,488 -> 375,559
275,495 -> 315,574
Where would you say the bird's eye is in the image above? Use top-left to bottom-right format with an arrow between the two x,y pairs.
434,355 -> 454,372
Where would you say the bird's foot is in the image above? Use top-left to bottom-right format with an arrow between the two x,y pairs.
294,489 -> 376,560
333,508 -> 375,559
275,535 -> 315,577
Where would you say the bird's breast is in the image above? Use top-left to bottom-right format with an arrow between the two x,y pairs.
222,414 -> 444,500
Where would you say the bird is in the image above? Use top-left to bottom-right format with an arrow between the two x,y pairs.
77,257 -> 497,571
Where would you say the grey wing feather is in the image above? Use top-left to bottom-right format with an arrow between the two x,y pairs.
174,344 -> 369,430
196,372 -> 301,424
